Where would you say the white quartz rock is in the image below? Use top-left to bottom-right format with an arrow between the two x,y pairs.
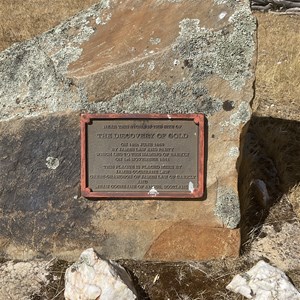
226,260 -> 300,299
64,248 -> 137,300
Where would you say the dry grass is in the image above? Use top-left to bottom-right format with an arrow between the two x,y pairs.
253,13 -> 300,121
31,259 -> 71,300
119,258 -> 251,300
0,0 -> 99,52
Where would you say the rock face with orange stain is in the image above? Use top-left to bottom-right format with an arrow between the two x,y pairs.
0,0 -> 256,261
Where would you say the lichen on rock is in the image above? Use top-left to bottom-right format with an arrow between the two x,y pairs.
0,0 -> 111,121
172,4 -> 256,91
215,187 -> 241,229
0,0 -> 256,261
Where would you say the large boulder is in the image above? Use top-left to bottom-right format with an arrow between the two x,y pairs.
0,0 -> 256,261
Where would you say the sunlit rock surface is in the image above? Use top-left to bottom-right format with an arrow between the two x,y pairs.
0,0 -> 256,261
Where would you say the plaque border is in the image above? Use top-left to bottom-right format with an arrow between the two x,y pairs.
81,114 -> 205,199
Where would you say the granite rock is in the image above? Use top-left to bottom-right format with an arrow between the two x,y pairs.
0,0 -> 256,261
64,248 -> 137,300
227,260 -> 300,299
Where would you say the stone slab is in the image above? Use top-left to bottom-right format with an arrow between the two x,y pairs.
0,0 -> 256,261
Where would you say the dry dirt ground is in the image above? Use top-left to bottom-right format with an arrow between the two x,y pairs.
0,3 -> 299,300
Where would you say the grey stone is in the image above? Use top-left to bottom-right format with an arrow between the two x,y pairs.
215,187 -> 241,229
0,0 -> 256,261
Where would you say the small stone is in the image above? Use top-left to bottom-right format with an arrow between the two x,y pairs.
45,156 -> 60,169
226,260 -> 300,300
64,248 -> 137,300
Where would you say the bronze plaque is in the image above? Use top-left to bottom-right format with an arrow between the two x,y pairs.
81,114 -> 205,199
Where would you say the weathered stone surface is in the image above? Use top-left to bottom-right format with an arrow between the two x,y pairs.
145,224 -> 240,260
0,0 -> 256,261
64,248 -> 137,300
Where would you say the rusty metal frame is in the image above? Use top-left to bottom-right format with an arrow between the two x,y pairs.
81,113 -> 205,199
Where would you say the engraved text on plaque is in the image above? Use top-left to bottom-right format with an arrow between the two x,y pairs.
81,114 -> 204,199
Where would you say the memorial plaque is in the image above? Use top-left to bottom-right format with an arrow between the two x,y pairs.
81,114 -> 205,199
